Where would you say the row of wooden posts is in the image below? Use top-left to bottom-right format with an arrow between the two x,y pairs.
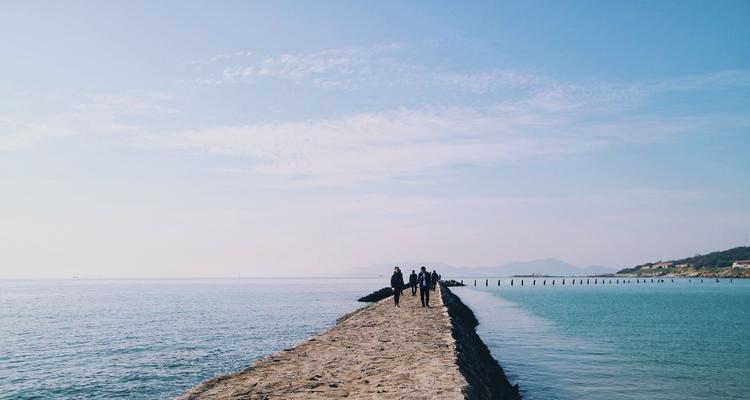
460,277 -> 732,286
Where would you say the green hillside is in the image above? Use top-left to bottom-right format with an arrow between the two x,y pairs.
617,246 -> 750,277
669,246 -> 750,268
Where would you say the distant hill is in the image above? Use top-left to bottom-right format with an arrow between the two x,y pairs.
617,246 -> 750,278
351,259 -> 616,278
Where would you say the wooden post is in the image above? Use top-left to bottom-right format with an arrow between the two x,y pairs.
474,280 -> 476,286
521,279 -> 524,286
511,279 -> 514,286
485,279 -> 488,286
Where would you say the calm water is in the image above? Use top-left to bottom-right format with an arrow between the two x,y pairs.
0,278 -> 380,399
454,278 -> 750,400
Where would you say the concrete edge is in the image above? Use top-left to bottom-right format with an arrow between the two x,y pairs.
440,282 -> 521,400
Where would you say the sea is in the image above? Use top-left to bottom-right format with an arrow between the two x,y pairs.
0,278 -> 377,399
453,277 -> 750,400
2,277 -> 749,399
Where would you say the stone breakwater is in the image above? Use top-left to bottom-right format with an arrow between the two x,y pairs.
177,283 -> 519,399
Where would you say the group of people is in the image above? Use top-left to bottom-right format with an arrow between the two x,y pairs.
390,266 -> 441,308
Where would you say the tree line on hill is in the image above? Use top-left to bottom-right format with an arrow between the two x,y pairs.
618,246 -> 750,274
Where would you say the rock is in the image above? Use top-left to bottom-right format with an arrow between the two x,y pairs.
357,287 -> 394,302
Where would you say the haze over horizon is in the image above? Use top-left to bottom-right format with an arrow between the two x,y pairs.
2,1 -> 749,279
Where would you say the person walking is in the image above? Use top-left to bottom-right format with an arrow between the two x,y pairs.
418,266 -> 431,307
391,266 -> 405,307
430,270 -> 439,291
409,269 -> 418,296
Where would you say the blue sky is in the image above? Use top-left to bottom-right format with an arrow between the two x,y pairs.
1,1 -> 749,278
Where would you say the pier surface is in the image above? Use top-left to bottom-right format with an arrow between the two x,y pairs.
178,286 -> 466,399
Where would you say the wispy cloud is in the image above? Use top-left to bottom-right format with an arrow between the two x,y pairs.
145,81 -> 740,186
432,70 -> 553,93
189,44 -> 556,92
0,91 -> 175,151
5,52 -> 748,188
196,44 -> 404,87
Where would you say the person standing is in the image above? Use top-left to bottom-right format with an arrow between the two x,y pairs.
430,270 -> 439,291
418,266 -> 431,307
391,266 -> 405,307
409,270 -> 418,296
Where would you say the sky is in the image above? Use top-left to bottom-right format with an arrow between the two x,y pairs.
1,1 -> 749,278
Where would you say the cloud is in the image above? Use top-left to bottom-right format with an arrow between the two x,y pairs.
148,64 -> 750,187
191,44 -> 555,92
149,107 -> 543,185
0,91 -> 175,151
145,88 -> 705,186
5,61 -> 748,188
205,45 -> 401,87
432,70 -> 553,93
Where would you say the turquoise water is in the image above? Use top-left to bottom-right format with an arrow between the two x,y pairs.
0,279 -> 380,399
454,278 -> 750,399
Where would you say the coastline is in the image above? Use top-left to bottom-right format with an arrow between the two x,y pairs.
613,269 -> 750,278
177,283 -> 519,399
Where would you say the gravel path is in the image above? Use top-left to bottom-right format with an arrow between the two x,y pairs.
177,286 -> 466,399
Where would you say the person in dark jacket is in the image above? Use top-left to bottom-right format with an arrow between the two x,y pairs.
409,270 -> 418,296
418,266 -> 431,307
390,266 -> 405,307
430,270 -> 439,290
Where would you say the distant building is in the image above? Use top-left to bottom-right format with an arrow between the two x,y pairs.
732,260 -> 750,268
675,263 -> 691,268
653,262 -> 673,269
